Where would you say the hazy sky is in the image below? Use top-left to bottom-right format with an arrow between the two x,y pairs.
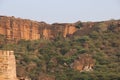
0,0 -> 120,23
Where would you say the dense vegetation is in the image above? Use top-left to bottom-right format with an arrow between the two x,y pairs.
0,20 -> 120,80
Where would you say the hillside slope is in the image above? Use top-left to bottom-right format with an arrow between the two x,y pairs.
0,16 -> 120,80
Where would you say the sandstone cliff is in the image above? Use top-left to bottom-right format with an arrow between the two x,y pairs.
0,16 -> 43,41
0,16 -> 77,42
1,16 -> 120,42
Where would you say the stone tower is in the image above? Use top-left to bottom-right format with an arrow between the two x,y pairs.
0,50 -> 18,80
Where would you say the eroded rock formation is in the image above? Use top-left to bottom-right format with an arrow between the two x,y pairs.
1,16 -> 120,42
71,54 -> 95,72
0,16 -> 42,41
0,16 -> 77,41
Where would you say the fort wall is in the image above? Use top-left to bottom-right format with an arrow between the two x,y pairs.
0,50 -> 17,80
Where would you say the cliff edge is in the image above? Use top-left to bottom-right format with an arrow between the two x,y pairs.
0,16 -> 77,42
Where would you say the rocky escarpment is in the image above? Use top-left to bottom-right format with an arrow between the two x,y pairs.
0,16 -> 40,41
0,16 -> 77,42
1,16 -> 120,42
71,54 -> 95,72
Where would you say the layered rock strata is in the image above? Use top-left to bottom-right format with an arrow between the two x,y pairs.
0,16 -> 77,41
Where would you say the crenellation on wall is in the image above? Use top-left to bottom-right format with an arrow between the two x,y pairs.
0,50 -> 18,80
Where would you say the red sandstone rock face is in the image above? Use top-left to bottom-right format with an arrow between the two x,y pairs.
0,16 -> 77,41
1,16 -> 119,42
71,54 -> 95,72
51,23 -> 77,38
0,16 -> 40,41
63,24 -> 77,37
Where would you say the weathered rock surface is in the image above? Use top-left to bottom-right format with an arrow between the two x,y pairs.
71,54 -> 95,72
0,16 -> 77,42
0,16 -> 120,42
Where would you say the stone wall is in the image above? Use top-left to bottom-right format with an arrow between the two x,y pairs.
0,50 -> 17,80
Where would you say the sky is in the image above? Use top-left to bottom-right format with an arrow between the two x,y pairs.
0,0 -> 120,23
